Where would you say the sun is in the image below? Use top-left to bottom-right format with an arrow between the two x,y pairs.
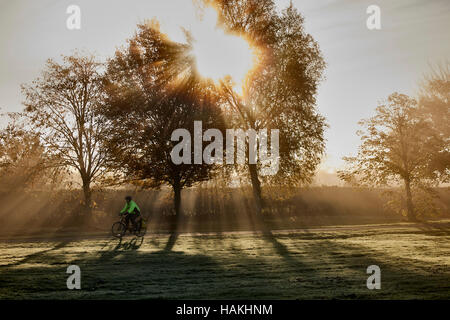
190,7 -> 254,94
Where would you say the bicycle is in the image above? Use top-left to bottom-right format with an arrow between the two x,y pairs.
111,213 -> 148,238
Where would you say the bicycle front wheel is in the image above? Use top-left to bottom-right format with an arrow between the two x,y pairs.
111,221 -> 127,238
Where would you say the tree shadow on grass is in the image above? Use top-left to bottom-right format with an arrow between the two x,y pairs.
2,226 -> 448,299
253,220 -> 450,299
0,232 -> 313,299
302,238 -> 450,299
0,240 -> 234,299
1,240 -> 71,268
262,230 -> 297,264
164,232 -> 178,251
260,220 -> 312,266
414,221 -> 450,236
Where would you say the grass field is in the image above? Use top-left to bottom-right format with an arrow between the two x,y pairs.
0,222 -> 449,299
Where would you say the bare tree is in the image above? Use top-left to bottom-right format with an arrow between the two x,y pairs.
21,54 -> 107,212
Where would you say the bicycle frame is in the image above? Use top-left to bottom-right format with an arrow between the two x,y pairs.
121,214 -> 144,233
112,213 -> 147,239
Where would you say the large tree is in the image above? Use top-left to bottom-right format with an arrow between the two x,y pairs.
21,54 -> 107,211
338,93 -> 446,221
100,22 -> 224,222
210,1 -> 327,214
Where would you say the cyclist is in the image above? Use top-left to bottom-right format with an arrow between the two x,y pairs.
120,196 -> 141,231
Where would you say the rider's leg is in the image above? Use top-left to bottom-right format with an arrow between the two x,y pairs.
130,214 -> 138,231
135,213 -> 142,223
124,214 -> 131,229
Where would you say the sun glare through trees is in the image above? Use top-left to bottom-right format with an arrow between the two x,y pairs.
189,7 -> 255,95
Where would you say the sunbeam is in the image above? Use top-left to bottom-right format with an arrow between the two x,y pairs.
190,7 -> 254,95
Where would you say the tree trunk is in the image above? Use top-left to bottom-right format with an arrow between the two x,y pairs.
173,183 -> 182,218
170,180 -> 183,231
404,178 -> 416,221
165,181 -> 182,251
82,178 -> 92,214
248,163 -> 263,215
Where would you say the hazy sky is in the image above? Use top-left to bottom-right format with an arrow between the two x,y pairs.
1,0 -> 449,176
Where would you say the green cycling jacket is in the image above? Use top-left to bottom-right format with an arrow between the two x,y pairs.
120,200 -> 141,214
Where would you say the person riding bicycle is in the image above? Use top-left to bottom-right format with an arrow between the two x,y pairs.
120,196 -> 141,231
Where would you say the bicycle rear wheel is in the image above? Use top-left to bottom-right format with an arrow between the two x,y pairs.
134,219 -> 147,237
111,221 -> 127,238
